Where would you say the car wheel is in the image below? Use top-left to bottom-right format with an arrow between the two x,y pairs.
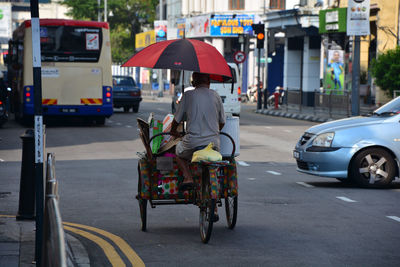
123,107 -> 130,113
132,104 -> 139,113
350,148 -> 396,188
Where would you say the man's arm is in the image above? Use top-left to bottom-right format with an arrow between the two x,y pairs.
170,119 -> 180,137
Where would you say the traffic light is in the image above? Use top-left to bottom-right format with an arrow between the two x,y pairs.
251,23 -> 265,49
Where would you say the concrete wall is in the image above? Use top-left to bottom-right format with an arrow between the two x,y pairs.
284,39 -> 302,90
302,36 -> 320,93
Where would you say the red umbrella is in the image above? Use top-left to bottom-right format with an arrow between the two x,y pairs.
122,39 -> 232,78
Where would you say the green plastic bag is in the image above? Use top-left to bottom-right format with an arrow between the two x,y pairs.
150,119 -> 163,154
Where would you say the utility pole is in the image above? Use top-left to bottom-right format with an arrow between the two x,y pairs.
158,0 -> 164,97
104,0 -> 108,22
351,36 -> 360,116
97,0 -> 101,22
30,0 -> 44,265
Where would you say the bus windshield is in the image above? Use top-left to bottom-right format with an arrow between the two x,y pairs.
40,26 -> 102,62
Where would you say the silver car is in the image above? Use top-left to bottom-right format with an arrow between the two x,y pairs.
294,96 -> 400,188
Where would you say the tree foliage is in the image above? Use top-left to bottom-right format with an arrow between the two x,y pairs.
63,0 -> 158,62
371,47 -> 400,98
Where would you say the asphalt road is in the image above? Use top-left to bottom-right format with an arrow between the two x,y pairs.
1,99 -> 400,267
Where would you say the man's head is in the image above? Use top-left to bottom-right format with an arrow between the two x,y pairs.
192,72 -> 210,87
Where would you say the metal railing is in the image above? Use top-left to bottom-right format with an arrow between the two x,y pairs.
313,89 -> 350,118
283,87 -> 351,119
42,153 -> 67,267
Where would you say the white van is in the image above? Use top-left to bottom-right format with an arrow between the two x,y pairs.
171,63 -> 241,116
210,63 -> 240,116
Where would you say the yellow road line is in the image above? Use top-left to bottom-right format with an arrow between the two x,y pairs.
64,225 -> 126,267
63,222 -> 145,267
0,215 -> 16,218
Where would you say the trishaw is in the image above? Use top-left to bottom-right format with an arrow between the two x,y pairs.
136,118 -> 238,243
122,38 -> 238,243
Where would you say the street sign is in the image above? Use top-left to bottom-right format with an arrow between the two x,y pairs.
233,51 -> 246,64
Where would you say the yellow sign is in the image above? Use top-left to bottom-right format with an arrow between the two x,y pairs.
135,30 -> 155,49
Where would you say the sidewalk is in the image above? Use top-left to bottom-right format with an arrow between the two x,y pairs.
253,103 -> 376,122
0,163 -> 88,266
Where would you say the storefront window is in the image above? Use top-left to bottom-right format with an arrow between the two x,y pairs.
229,0 -> 245,10
270,0 -> 285,9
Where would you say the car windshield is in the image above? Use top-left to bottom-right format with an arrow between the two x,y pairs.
113,77 -> 136,86
373,96 -> 400,116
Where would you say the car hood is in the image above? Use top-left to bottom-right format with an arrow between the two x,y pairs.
307,116 -> 385,134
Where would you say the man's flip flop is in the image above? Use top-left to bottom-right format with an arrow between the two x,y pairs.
179,182 -> 195,191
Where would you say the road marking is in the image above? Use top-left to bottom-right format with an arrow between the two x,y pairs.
387,216 -> 400,223
116,122 -> 122,126
296,182 -> 314,188
266,171 -> 281,175
64,225 -> 126,267
63,222 -> 144,267
108,120 -> 113,123
126,125 -> 132,128
284,130 -> 292,133
265,126 -> 272,129
0,159 -> 4,162
0,215 -> 16,218
237,161 -> 250,166
248,178 -> 256,181
336,196 -> 357,203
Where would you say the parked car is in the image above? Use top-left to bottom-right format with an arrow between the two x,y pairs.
293,96 -> 400,188
112,75 -> 142,113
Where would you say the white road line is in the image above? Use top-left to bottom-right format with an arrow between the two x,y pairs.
336,196 -> 357,203
284,130 -> 292,133
264,126 -> 272,129
116,122 -> 122,126
296,182 -> 314,188
387,216 -> 400,223
237,161 -> 250,167
126,125 -> 132,128
248,178 -> 256,181
266,171 -> 281,175
0,159 -> 4,162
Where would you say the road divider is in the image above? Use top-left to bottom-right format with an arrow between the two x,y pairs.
266,171 -> 281,175
296,182 -> 314,188
387,216 -> 400,223
336,196 -> 357,203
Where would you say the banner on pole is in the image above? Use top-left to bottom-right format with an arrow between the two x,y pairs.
347,0 -> 370,36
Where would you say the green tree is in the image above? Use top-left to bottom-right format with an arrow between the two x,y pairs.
371,47 -> 400,98
63,0 -> 158,62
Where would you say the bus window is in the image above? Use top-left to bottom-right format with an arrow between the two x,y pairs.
40,26 -> 102,62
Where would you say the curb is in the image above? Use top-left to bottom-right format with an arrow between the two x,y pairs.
255,108 -> 332,123
66,233 -> 90,267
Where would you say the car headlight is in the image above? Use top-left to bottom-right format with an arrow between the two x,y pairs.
312,132 -> 335,147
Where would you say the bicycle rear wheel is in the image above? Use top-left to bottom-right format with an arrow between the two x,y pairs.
225,195 -> 237,229
199,167 -> 215,243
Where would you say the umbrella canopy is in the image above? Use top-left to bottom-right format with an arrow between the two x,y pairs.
122,39 -> 232,78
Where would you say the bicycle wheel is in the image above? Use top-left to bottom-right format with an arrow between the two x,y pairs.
137,163 -> 147,231
199,168 -> 215,243
225,195 -> 238,229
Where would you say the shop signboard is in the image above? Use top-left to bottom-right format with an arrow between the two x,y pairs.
319,8 -> 347,34
135,30 -> 155,49
0,4 -> 12,42
185,15 -> 210,38
154,20 -> 168,42
176,18 -> 186,39
210,14 -> 255,37
347,0 -> 370,36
